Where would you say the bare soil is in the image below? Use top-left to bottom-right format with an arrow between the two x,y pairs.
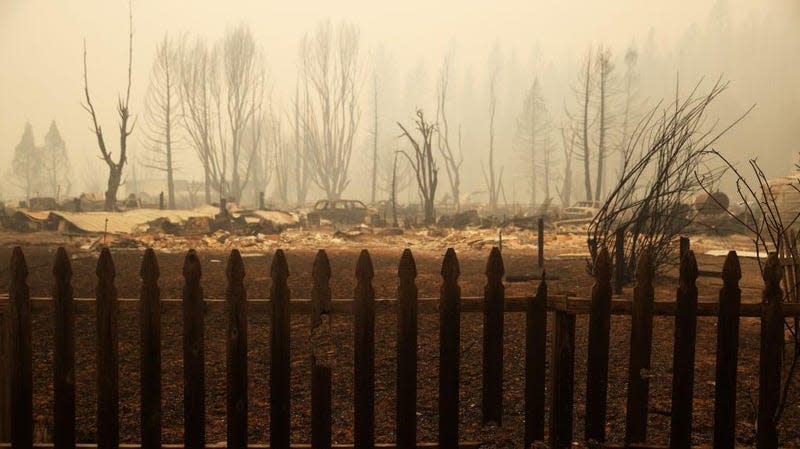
0,233 -> 797,447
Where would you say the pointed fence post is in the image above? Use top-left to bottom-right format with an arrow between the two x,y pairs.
758,253 -> 782,449
625,248 -> 655,445
0,295 -> 9,443
396,249 -> 418,448
271,250 -> 291,449
550,308 -> 575,449
670,250 -> 699,448
354,250 -> 375,449
311,250 -> 333,449
586,247 -> 612,444
226,250 -> 248,448
713,251 -> 741,449
482,247 -> 505,425
525,272 -> 547,448
139,249 -> 161,449
53,247 -> 75,449
439,248 -> 461,449
182,250 -> 204,449
10,247 -> 32,449
96,248 -> 119,449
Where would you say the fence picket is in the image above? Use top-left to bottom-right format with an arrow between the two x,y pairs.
271,250 -> 291,449
525,272 -> 547,448
550,309 -> 575,449
10,247 -> 32,449
226,250 -> 248,448
713,251 -> 741,449
182,250 -> 204,449
311,250 -> 333,449
96,248 -> 119,449
482,247 -> 504,425
614,229 -> 625,295
139,249 -> 161,449
439,248 -> 460,449
757,253 -> 782,449
625,248 -> 655,445
396,249 -> 418,448
354,250 -> 376,449
0,295 -> 9,442
670,250 -> 699,448
586,247 -> 612,444
53,248 -> 75,449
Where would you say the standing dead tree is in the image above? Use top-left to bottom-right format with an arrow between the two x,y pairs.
618,45 -> 640,178
589,78 -> 741,279
141,34 -> 180,209
594,46 -> 616,201
483,69 -> 503,213
300,21 -> 361,202
567,50 -> 595,202
557,126 -> 576,207
398,110 -> 438,225
515,77 -> 550,206
178,37 -> 219,204
436,57 -> 464,212
82,1 -> 135,212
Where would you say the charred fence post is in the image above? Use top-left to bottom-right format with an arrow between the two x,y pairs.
758,253 -> 783,449
0,293 -> 9,443
226,250 -> 248,448
482,247 -> 505,425
439,248 -> 461,449
525,272 -> 547,448
670,250 -> 699,448
396,249 -> 418,448
713,251 -> 741,449
550,308 -> 575,449
139,249 -> 161,449
96,248 -> 119,449
182,250 -> 204,449
10,247 -> 32,449
625,248 -> 655,445
53,248 -> 75,449
586,247 -> 612,444
271,250 -> 291,449
354,250 -> 375,449
311,250 -> 333,449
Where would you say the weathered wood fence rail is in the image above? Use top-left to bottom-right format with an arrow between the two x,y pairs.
0,245 -> 793,449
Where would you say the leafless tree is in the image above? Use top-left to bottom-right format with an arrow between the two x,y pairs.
291,79 -> 311,206
589,78 -> 743,278
141,34 -> 180,209
300,20 -> 361,201
398,110 -> 438,225
178,26 -> 265,204
82,0 -> 135,212
370,73 -> 379,204
482,69 -> 503,213
271,115 -> 290,205
594,45 -> 616,201
436,57 -> 464,212
567,49 -> 595,202
557,126 -> 576,207
618,45 -> 641,177
515,77 -> 550,205
178,37 -> 218,204
222,25 -> 266,202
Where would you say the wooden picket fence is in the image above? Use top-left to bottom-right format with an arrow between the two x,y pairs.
0,245 -> 797,449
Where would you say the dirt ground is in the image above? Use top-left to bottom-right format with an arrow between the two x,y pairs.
0,230 -> 798,447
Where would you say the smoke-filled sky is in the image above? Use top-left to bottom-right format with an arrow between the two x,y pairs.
0,0 -> 797,201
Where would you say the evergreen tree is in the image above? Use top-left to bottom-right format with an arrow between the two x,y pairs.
12,122 -> 43,200
42,120 -> 71,199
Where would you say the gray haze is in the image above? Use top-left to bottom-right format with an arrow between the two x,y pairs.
1,0 -> 798,203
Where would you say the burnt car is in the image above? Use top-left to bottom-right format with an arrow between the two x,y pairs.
307,199 -> 370,225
